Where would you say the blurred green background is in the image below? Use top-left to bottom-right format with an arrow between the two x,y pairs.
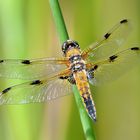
0,0 -> 140,140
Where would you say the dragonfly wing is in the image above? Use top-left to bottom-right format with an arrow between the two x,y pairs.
82,19 -> 132,61
0,58 -> 69,80
0,70 -> 72,105
86,47 -> 140,86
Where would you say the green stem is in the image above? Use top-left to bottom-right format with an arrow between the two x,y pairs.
49,0 -> 96,140
49,0 -> 69,42
73,86 -> 96,140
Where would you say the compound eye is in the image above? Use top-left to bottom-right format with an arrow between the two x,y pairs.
62,41 -> 69,54
61,40 -> 80,55
67,40 -> 79,48
73,41 -> 79,47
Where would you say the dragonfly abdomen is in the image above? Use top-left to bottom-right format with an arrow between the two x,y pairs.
74,71 -> 96,121
82,93 -> 96,121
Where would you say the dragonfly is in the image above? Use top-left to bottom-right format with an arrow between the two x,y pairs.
0,19 -> 139,121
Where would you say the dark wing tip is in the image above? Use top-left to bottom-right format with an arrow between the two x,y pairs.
120,19 -> 128,24
30,80 -> 42,85
2,87 -> 12,94
131,47 -> 140,51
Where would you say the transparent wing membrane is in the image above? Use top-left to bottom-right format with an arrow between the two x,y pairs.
0,75 -> 72,105
0,58 -> 69,80
82,19 -> 132,61
0,19 -> 138,107
87,47 -> 140,86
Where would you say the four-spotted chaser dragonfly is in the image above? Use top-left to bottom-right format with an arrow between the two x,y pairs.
0,19 -> 139,121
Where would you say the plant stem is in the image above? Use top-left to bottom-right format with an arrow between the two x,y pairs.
49,0 -> 96,139
49,0 -> 69,42
72,86 -> 96,140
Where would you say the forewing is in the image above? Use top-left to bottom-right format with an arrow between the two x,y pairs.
82,19 -> 132,61
0,74 -> 72,105
0,58 -> 69,80
87,47 -> 140,86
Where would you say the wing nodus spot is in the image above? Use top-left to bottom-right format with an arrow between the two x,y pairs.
59,76 -> 68,80
21,60 -> 31,64
104,33 -> 111,39
109,55 -> 118,62
30,80 -> 42,85
2,87 -> 12,94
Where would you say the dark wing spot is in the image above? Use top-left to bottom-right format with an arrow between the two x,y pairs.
21,60 -> 31,64
94,65 -> 98,70
109,55 -> 118,62
0,60 -> 4,63
2,87 -> 12,94
30,80 -> 42,85
120,19 -> 128,24
104,33 -> 111,39
59,76 -> 68,80
68,74 -> 76,84
131,47 -> 140,51
59,76 -> 64,79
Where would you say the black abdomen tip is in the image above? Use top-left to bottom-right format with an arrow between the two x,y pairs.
83,96 -> 97,122
90,113 -> 97,122
87,105 -> 96,122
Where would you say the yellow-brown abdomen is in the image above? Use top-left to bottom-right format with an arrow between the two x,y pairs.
74,70 -> 96,121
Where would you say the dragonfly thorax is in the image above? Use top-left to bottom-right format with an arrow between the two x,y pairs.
62,40 -> 80,56
71,62 -> 86,73
69,54 -> 81,63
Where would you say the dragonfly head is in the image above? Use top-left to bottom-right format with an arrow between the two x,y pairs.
62,40 -> 80,56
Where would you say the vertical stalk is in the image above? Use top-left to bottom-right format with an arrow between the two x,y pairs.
49,0 -> 96,139
49,0 -> 69,43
